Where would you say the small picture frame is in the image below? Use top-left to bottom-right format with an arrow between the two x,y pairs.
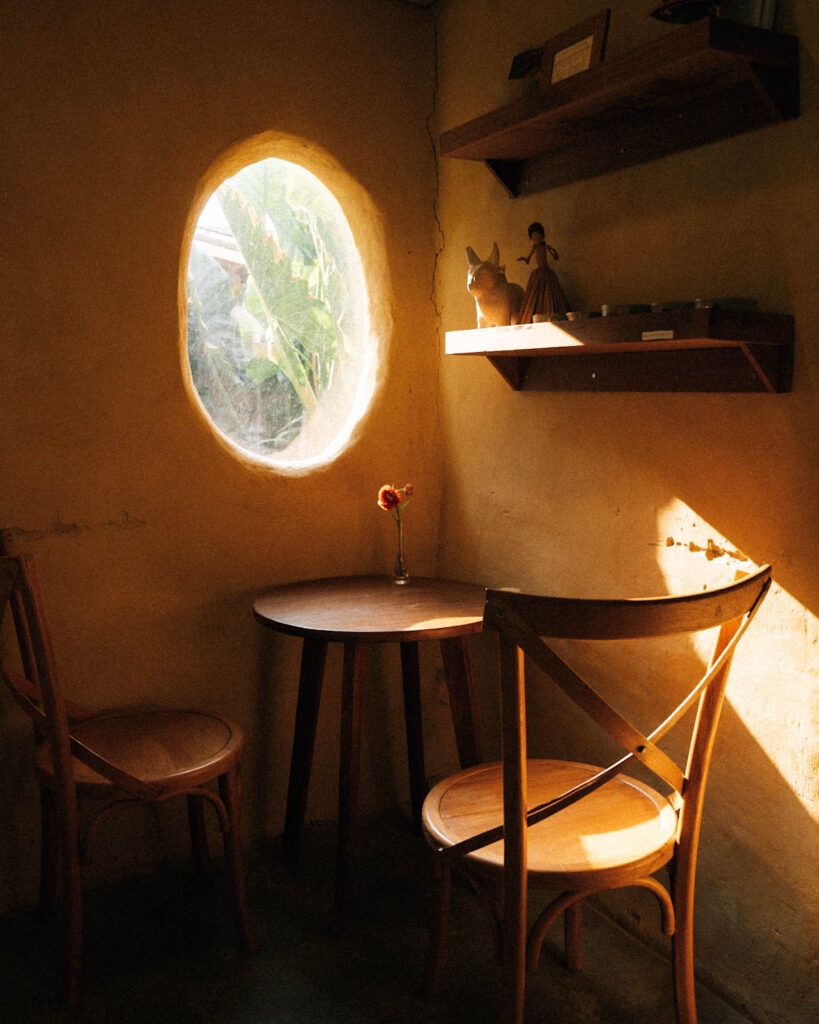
541,9 -> 611,87
508,46 -> 544,81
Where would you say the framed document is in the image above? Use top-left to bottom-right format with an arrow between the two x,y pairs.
541,9 -> 610,87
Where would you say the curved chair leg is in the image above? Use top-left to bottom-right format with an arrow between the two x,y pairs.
672,866 -> 698,1024
672,913 -> 697,1024
502,877 -> 527,1024
219,768 -> 259,954
187,794 -> 211,886
419,856 -> 451,1000
39,786 -> 59,915
527,891 -> 584,971
634,876 -> 676,936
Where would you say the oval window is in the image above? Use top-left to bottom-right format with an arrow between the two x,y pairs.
185,154 -> 375,470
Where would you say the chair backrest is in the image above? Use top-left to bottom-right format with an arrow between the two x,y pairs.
1,551 -> 82,843
0,530 -> 96,729
447,565 -> 771,862
0,540 -> 156,800
0,530 -> 47,723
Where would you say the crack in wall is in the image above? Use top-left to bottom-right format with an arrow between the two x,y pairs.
10,512 -> 147,541
427,6 -> 448,580
427,7 -> 444,384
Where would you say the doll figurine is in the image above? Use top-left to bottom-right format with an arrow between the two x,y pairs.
516,222 -> 569,323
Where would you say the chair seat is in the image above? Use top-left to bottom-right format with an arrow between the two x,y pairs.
36,709 -> 244,794
423,759 -> 678,890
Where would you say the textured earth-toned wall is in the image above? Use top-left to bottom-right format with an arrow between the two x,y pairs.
433,2 -> 818,1022
0,0 -> 439,905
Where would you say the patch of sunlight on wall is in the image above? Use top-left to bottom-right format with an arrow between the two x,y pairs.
653,498 -> 818,819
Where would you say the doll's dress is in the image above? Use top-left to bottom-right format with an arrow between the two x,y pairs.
517,248 -> 569,324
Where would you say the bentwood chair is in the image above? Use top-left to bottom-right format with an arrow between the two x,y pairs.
0,539 -> 258,1006
421,566 -> 771,1024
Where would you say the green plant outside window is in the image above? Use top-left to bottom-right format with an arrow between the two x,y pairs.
187,157 -> 368,465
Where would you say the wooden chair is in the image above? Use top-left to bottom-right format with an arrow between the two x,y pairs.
0,540 -> 258,1006
421,565 -> 772,1024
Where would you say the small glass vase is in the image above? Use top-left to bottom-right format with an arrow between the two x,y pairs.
392,517 -> 410,585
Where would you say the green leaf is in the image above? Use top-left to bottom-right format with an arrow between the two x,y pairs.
187,158 -> 353,455
245,357 -> 280,384
219,185 -> 339,411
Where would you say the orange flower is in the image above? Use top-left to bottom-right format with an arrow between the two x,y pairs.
377,482 -> 413,519
377,485 -> 402,512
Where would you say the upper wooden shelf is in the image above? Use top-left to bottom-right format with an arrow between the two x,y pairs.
440,16 -> 800,196
445,308 -> 794,393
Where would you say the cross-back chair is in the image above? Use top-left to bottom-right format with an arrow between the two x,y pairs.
421,565 -> 772,1024
0,535 -> 258,1006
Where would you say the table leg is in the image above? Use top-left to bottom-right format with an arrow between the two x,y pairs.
283,637 -> 328,866
400,641 -> 426,832
440,636 -> 481,768
336,640 -> 366,922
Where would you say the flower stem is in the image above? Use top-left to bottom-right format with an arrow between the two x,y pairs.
393,515 -> 409,583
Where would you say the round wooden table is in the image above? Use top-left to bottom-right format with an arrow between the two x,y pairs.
253,575 -> 486,918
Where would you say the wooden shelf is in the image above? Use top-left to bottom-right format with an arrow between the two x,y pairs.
445,309 -> 794,392
440,16 -> 799,196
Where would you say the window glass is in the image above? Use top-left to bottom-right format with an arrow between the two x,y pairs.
186,156 -> 371,468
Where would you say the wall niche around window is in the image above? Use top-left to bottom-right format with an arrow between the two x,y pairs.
183,136 -> 385,473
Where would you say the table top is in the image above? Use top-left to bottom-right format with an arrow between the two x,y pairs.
253,575 -> 487,643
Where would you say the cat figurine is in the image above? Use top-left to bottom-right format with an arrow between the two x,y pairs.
466,243 -> 524,328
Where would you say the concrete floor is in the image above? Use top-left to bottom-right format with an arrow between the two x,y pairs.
0,816 -> 754,1024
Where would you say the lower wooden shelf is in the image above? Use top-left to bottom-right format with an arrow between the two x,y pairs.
445,309 -> 794,393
